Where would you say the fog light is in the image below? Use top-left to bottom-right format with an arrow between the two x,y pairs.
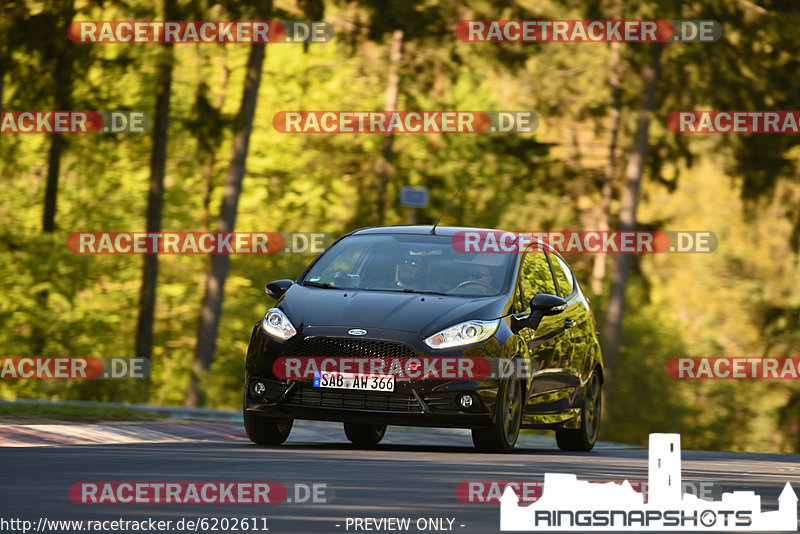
253,381 -> 266,396
458,394 -> 474,410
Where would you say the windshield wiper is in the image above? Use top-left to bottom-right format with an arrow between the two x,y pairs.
400,288 -> 451,296
302,281 -> 336,289
341,287 -> 451,296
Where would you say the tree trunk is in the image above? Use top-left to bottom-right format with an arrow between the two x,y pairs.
0,39 -> 6,118
373,28 -> 403,226
186,0 -> 272,407
202,51 -> 230,229
42,5 -> 75,232
591,0 -> 623,295
34,4 -> 75,354
134,0 -> 177,392
0,59 -> 5,116
602,44 -> 664,392
43,135 -> 65,233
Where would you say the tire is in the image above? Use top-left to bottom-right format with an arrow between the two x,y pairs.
556,371 -> 602,452
471,374 -> 523,453
244,410 -> 293,445
344,423 -> 387,447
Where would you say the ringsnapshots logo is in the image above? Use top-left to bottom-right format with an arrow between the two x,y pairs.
500,434 -> 798,531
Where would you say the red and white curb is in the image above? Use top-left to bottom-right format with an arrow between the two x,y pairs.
0,423 -> 248,447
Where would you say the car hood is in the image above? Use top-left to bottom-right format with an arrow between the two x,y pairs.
279,285 -> 509,336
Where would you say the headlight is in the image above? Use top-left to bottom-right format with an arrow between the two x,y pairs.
424,319 -> 500,349
261,308 -> 297,340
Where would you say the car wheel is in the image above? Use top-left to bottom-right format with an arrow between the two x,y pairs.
243,410 -> 293,445
471,375 -> 523,453
556,371 -> 601,452
344,423 -> 387,447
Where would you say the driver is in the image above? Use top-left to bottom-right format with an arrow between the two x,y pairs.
396,253 -> 427,288
455,264 -> 495,295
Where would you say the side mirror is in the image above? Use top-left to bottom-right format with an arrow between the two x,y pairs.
530,293 -> 567,314
525,293 -> 567,330
265,279 -> 294,300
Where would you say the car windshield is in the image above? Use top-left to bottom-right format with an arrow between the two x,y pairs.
301,233 -> 515,296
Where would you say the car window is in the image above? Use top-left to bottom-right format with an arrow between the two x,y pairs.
551,254 -> 574,297
302,234 -> 516,296
307,239 -> 370,287
519,244 -> 557,305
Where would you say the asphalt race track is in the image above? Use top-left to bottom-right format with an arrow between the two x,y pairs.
1,421 -> 798,533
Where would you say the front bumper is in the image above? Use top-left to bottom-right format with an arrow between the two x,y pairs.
244,377 -> 498,428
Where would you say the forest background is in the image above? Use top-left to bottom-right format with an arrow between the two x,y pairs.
1,0 -> 799,453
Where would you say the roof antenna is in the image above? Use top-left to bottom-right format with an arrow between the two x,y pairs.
429,187 -> 461,235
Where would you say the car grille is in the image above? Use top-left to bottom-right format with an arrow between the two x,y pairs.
284,337 -> 417,360
287,388 -> 421,412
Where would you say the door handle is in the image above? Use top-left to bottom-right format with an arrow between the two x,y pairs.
564,319 -> 575,329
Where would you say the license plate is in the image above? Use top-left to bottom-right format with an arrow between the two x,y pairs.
313,372 -> 395,392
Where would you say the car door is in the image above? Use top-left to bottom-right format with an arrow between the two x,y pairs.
549,252 -> 580,372
515,244 -> 575,412
550,252 -> 596,383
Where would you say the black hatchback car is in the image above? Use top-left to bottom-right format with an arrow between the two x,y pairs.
244,226 -> 603,453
